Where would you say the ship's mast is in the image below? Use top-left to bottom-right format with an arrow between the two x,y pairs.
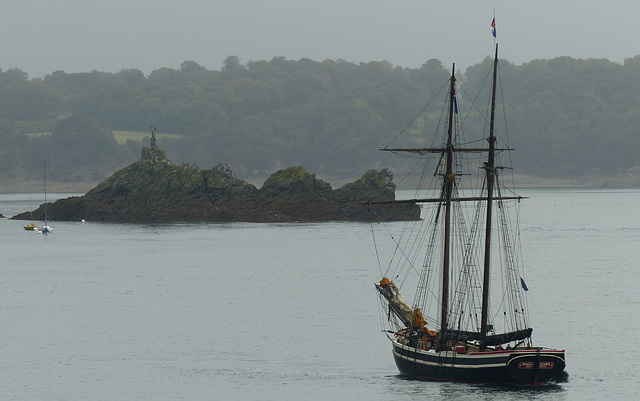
440,65 -> 456,342
480,44 -> 499,345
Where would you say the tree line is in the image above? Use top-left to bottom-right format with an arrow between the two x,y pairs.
1,54 -> 640,185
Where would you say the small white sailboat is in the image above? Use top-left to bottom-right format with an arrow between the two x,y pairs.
39,160 -> 53,234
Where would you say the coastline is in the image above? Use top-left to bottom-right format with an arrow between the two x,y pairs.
0,180 -> 100,194
507,174 -> 640,189
2,173 -> 640,195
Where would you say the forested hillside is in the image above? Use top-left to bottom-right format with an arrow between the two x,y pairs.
1,54 -> 640,188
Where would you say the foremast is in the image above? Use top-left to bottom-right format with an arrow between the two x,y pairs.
380,65 -> 481,344
441,64 -> 456,344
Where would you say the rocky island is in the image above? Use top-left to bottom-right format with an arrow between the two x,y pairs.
12,143 -> 420,223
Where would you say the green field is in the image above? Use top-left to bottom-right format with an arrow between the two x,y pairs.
25,132 -> 51,138
25,131 -> 181,145
113,131 -> 181,145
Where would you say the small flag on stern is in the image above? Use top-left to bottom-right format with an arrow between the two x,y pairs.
491,18 -> 496,38
520,277 -> 529,291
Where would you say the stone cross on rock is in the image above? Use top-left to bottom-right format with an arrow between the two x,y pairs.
150,126 -> 157,147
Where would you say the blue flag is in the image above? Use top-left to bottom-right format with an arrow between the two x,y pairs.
453,87 -> 458,114
520,277 -> 529,291
491,18 -> 496,38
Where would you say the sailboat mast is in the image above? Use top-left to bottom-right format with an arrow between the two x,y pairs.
43,159 -> 50,227
43,159 -> 47,206
440,65 -> 456,339
480,44 -> 499,343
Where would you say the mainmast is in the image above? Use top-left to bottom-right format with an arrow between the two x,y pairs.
440,65 -> 456,341
480,44 -> 499,345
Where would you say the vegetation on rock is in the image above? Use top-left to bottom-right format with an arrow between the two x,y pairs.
260,166 -> 332,200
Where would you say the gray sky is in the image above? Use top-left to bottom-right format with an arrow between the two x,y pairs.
2,0 -> 639,78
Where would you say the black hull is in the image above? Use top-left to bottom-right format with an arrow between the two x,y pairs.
392,341 -> 565,385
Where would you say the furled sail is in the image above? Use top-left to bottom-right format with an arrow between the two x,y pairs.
442,328 -> 533,346
376,278 -> 413,326
480,328 -> 533,347
376,278 -> 437,337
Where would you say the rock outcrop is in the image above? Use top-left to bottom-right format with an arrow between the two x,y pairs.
12,146 -> 420,223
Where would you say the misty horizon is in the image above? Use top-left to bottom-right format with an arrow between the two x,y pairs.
2,1 -> 639,79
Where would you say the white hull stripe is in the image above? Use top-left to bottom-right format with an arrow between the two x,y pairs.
392,341 -> 564,369
392,348 -> 506,369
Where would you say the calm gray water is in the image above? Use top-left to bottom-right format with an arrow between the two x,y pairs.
1,189 -> 638,400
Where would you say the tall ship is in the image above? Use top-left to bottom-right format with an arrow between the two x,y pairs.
371,43 -> 566,385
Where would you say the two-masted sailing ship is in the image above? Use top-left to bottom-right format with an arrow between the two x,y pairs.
372,45 -> 565,385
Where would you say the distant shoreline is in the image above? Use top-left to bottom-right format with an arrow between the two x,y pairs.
0,180 -> 100,194
2,174 -> 640,194
507,174 -> 640,189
